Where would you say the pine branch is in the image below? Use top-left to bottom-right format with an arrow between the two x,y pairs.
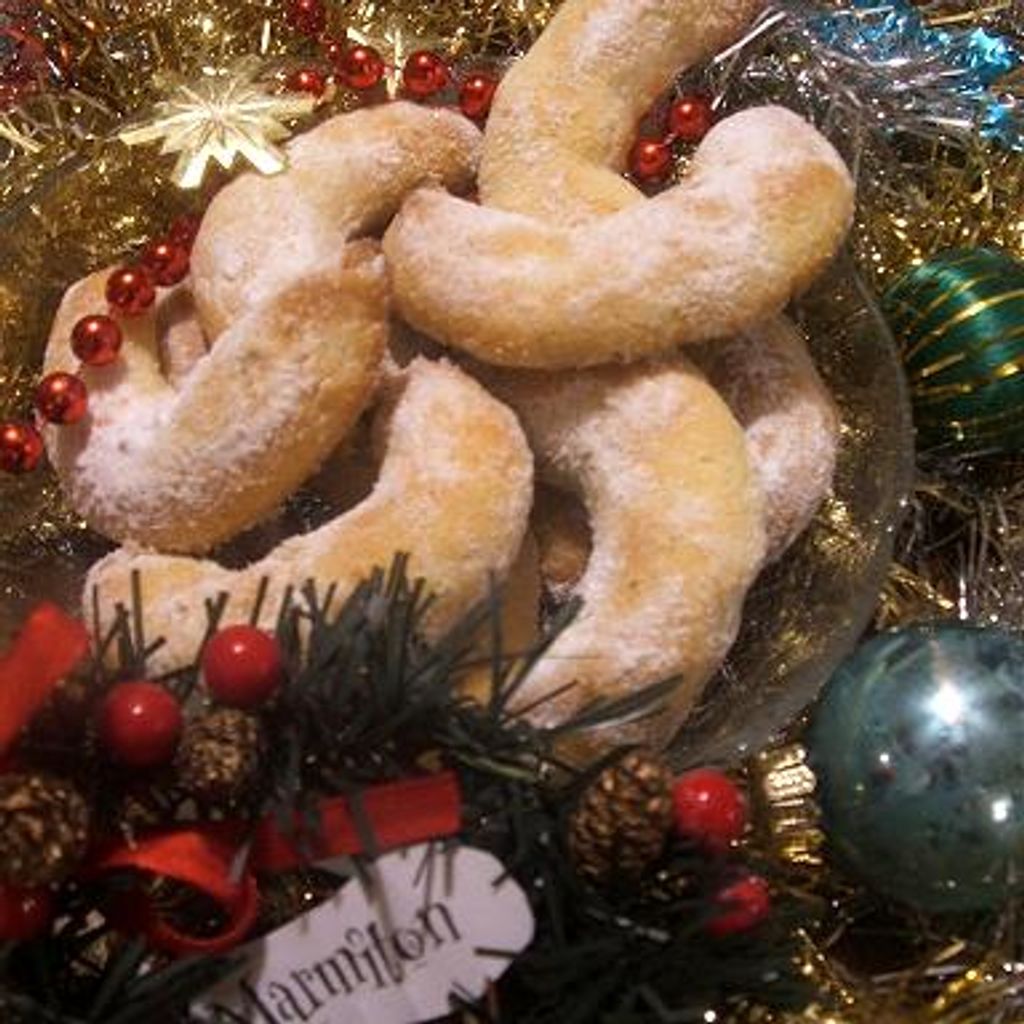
5,556 -> 809,1022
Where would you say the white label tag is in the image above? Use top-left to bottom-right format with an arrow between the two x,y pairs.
192,843 -> 534,1024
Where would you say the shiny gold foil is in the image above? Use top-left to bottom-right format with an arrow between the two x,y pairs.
749,742 -> 824,869
853,142 -> 1024,295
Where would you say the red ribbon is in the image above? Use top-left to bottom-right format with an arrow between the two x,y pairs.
90,824 -> 259,957
251,771 -> 463,871
0,603 -> 89,756
90,772 -> 462,955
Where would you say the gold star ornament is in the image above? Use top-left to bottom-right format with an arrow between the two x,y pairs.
119,59 -> 316,189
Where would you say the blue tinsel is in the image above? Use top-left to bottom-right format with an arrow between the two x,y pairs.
803,0 -> 1022,149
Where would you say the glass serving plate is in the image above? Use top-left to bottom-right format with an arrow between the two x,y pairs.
672,253 -> 914,766
0,142 -> 913,768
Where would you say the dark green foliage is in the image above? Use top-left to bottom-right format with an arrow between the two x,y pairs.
2,558 -> 809,1022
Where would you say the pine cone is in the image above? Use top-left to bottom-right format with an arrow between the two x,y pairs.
176,708 -> 263,805
568,750 -> 673,883
0,773 -> 90,886
109,781 -> 175,837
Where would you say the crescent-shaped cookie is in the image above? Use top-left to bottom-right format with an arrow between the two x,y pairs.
691,316 -> 840,561
191,103 -> 480,339
384,106 -> 854,369
479,0 -> 763,224
481,361 -> 766,758
44,246 -> 386,555
84,359 -> 534,676
43,103 -> 481,555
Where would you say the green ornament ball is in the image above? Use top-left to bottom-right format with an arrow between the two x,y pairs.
883,247 -> 1024,456
809,625 -> 1024,913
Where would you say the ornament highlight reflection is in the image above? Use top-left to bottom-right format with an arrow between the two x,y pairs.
810,624 -> 1024,912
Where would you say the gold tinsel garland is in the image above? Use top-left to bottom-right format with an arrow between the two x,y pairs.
2,2 -> 1024,1023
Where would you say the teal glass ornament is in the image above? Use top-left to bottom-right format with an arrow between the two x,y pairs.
883,247 -> 1024,456
809,625 -> 1024,913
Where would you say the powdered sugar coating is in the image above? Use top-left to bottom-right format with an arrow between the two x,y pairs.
480,0 -> 764,225
191,103 -> 481,339
44,103 -> 482,554
85,359 -> 534,676
691,316 -> 840,561
481,361 -> 766,759
44,247 -> 387,554
384,107 -> 855,368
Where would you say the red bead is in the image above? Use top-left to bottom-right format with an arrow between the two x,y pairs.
706,874 -> 771,937
0,887 -> 54,942
202,626 -> 284,708
71,314 -> 123,367
629,137 -> 673,182
286,66 -> 328,97
168,213 -> 202,250
402,51 -> 449,99
285,0 -> 326,38
671,768 -> 747,853
35,372 -> 88,425
459,73 -> 498,120
140,239 -> 190,287
336,45 -> 385,91
105,266 -> 156,316
668,93 -> 715,144
321,36 -> 346,66
0,421 -> 43,474
98,681 -> 183,767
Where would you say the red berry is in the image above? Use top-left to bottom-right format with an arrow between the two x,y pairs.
140,239 -> 190,287
98,681 -> 183,767
629,137 -> 673,182
202,626 -> 284,708
71,314 -> 123,367
402,50 -> 449,99
672,768 -> 747,853
168,213 -> 202,250
0,887 -> 54,941
0,421 -> 43,474
668,93 -> 714,143
706,874 -> 771,937
336,45 -> 385,90
285,0 -> 326,38
459,73 -> 498,120
35,372 -> 88,425
106,266 -> 155,316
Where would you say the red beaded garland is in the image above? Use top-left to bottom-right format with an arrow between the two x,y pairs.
402,50 -> 449,99
71,314 -> 123,367
629,137 -> 673,182
337,45 -> 385,90
671,768 -> 747,853
98,681 -> 184,767
0,421 -> 43,474
706,874 -> 771,937
35,372 -> 88,425
168,213 -> 202,250
668,93 -> 714,143
285,0 -> 326,38
321,36 -> 346,66
140,239 -> 190,287
202,625 -> 284,708
0,886 -> 54,942
286,66 -> 327,96
105,266 -> 156,316
459,73 -> 498,120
